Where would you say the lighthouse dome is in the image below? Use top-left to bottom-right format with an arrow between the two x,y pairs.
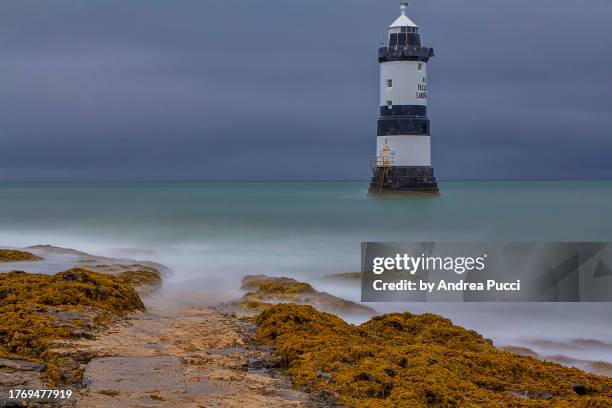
389,2 -> 417,29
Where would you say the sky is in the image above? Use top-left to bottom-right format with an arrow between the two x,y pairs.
1,0 -> 611,181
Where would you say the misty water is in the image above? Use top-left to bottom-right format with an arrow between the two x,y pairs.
1,181 -> 611,368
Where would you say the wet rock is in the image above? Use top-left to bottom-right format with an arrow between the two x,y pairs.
313,390 -> 340,406
71,307 -> 312,407
247,358 -> 275,372
0,401 -> 26,407
0,358 -> 46,372
220,275 -> 376,319
84,356 -> 188,393
528,390 -> 554,400
507,390 -> 554,400
60,272 -> 79,282
573,383 -> 599,396
506,390 -> 529,399
0,249 -> 42,263
26,245 -> 89,256
0,358 -> 49,407
70,330 -> 94,340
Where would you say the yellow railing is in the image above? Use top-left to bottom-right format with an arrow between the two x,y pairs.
369,156 -> 394,172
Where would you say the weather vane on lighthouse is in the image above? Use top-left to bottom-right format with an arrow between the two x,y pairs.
368,2 -> 440,196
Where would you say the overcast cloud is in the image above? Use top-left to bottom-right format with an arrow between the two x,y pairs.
1,0 -> 611,181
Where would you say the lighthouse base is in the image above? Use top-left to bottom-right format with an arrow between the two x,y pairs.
368,166 -> 440,197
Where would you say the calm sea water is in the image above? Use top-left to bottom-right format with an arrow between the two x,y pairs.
1,181 -> 612,363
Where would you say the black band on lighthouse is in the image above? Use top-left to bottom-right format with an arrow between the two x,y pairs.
379,105 -> 427,118
377,117 -> 430,136
378,46 -> 434,63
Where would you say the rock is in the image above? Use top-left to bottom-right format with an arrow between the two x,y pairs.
501,345 -> 539,359
71,307 -> 313,407
507,390 -> 554,400
70,330 -> 94,340
528,390 -> 554,400
573,383 -> 599,396
26,245 -> 90,256
315,272 -> 361,283
220,275 -> 376,319
60,272 -> 80,282
0,358 -> 46,372
0,249 -> 42,263
0,358 -> 48,407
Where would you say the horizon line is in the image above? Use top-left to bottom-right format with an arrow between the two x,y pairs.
1,178 -> 611,184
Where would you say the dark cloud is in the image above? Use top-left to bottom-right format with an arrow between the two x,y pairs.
1,0 -> 611,181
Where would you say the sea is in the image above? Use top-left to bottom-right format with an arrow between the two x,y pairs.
1,180 -> 612,369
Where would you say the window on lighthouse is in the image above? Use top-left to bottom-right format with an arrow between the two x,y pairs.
386,79 -> 393,88
386,100 -> 393,109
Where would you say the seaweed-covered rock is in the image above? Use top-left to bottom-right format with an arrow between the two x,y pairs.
256,304 -> 612,407
316,272 -> 361,284
0,268 -> 144,385
241,275 -> 315,295
26,245 -> 90,256
0,249 -> 42,262
118,268 -> 163,296
222,275 -> 376,319
3,245 -> 167,296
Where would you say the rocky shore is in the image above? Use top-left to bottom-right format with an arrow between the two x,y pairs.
0,248 -> 323,407
1,247 -> 611,407
0,266 -> 145,385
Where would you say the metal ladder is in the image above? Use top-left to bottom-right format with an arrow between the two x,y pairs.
369,156 -> 393,194
373,168 -> 386,193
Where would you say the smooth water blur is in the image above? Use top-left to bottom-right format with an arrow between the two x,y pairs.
1,181 -> 612,362
3,180 -> 612,249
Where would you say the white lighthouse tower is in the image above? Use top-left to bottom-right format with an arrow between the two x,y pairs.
369,3 -> 439,196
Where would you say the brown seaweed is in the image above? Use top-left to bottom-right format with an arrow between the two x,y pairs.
256,304 -> 612,407
0,268 -> 144,384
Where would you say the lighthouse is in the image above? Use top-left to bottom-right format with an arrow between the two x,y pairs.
369,3 -> 439,196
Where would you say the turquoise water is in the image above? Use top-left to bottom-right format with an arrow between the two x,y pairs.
1,181 -> 612,363
2,180 -> 612,244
